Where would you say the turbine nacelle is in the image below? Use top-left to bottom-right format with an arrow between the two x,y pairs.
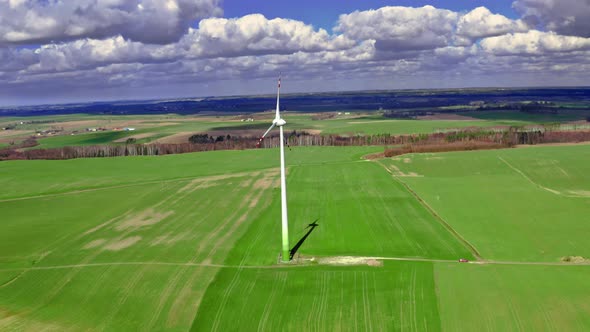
272,118 -> 286,127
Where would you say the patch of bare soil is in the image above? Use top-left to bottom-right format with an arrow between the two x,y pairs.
56,119 -> 179,130
384,163 -> 422,177
177,171 -> 261,193
417,113 -> 479,120
0,130 -> 32,138
302,129 -> 322,135
250,177 -> 280,208
103,236 -> 142,251
82,213 -> 130,236
83,239 -> 107,249
316,256 -> 383,267
561,256 -> 590,264
150,233 -> 186,246
567,190 -> 590,197
115,209 -> 174,231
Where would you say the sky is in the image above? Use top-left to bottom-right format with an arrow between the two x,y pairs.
0,0 -> 589,106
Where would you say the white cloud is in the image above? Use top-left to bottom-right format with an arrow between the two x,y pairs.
455,7 -> 529,45
335,6 -> 458,51
0,0 -> 221,45
480,30 -> 590,55
182,14 -> 354,58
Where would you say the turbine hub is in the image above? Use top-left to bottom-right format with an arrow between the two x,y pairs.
273,118 -> 286,127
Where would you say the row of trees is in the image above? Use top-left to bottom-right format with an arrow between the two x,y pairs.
3,127 -> 590,161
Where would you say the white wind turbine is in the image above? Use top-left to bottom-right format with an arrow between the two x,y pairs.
257,77 -> 290,262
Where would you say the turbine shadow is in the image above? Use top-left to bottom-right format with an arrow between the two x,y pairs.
289,219 -> 319,260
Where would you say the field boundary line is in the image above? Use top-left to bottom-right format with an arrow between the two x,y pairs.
375,159 -> 483,260
498,156 -> 588,198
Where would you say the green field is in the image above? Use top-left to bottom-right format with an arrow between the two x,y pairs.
436,263 -> 590,331
2,144 -> 590,330
2,111 -> 541,150
382,144 -> 590,262
193,262 -> 440,331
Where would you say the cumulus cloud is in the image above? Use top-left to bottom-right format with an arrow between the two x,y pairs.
480,30 -> 590,55
13,14 -> 356,76
1,4 -> 589,105
335,6 -> 458,51
455,7 -> 529,45
0,0 -> 221,45
182,14 -> 354,58
513,0 -> 590,37
27,36 -> 178,73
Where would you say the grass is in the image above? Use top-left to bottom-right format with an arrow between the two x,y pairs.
2,146 -> 452,330
436,262 -> 590,331
382,144 -> 590,262
0,160 -> 278,330
227,161 -> 473,266
2,144 -> 590,330
192,261 -> 440,332
0,146 -> 381,200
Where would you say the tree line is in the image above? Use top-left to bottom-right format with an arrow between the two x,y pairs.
3,127 -> 590,161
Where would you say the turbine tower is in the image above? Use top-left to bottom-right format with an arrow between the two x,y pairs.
257,77 -> 290,262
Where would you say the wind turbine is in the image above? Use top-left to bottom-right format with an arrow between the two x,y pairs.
257,77 -> 290,262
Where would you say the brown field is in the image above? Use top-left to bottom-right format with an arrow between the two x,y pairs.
417,113 -> 479,120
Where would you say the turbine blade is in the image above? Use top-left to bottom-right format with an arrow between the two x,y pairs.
262,123 -> 276,139
275,76 -> 281,120
256,123 -> 276,148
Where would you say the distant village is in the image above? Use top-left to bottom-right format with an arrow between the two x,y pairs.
1,120 -> 135,137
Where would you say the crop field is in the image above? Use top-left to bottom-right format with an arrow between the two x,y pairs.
381,144 -> 590,262
2,111 -> 539,149
193,262 -> 440,331
436,263 -> 590,331
2,144 -> 590,330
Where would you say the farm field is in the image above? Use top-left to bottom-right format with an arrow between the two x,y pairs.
0,146 -> 379,200
2,111 -> 541,149
192,262 -> 440,331
0,146 -> 468,330
2,144 -> 590,330
436,263 -> 590,331
382,144 -> 590,262
228,161 -> 473,266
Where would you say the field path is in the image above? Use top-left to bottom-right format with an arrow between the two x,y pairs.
2,256 -> 589,275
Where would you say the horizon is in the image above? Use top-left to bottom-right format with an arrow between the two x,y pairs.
1,0 -> 589,106
3,84 -> 590,109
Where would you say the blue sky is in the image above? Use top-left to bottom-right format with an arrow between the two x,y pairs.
0,0 -> 588,106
